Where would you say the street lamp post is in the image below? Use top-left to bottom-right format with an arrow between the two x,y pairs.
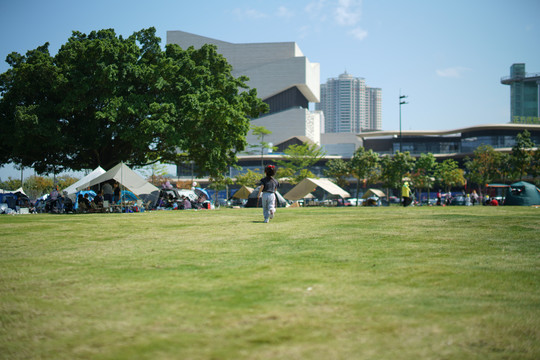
399,91 -> 408,152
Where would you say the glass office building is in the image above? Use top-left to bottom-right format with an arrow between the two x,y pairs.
501,63 -> 540,124
360,124 -> 540,158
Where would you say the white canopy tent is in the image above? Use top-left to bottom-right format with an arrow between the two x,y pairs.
284,178 -> 350,201
63,166 -> 106,199
76,163 -> 159,205
0,187 -> 27,196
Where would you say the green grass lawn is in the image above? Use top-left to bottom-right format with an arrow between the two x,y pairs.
1,206 -> 539,360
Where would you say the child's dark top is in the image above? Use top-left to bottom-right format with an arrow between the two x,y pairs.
259,177 -> 279,193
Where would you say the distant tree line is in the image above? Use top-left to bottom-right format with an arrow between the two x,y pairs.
0,175 -> 78,200
323,130 -> 539,198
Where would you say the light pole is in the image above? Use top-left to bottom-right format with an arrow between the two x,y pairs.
399,91 -> 408,152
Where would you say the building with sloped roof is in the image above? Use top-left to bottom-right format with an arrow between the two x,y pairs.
167,30 -> 322,147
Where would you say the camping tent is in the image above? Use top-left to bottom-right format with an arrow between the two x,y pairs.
231,186 -> 254,199
362,189 -> 386,199
63,166 -> 106,200
504,181 -> 540,206
76,163 -> 159,205
284,178 -> 350,201
245,186 -> 288,208
362,188 -> 386,206
0,188 -> 30,210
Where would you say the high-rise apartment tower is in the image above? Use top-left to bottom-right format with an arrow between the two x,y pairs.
316,72 -> 382,133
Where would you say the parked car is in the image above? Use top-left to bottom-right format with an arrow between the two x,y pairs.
449,195 -> 467,206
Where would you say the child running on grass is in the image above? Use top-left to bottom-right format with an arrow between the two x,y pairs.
257,165 -> 279,223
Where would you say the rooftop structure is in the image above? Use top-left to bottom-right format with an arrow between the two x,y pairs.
359,123 -> 540,159
501,63 -> 540,124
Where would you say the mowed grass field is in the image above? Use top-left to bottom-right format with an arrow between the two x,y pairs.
1,206 -> 539,360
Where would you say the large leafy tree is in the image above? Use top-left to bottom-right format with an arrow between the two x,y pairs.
348,147 -> 380,202
531,148 -> 540,185
435,159 -> 466,192
323,158 -> 350,189
464,144 -> 503,194
0,44 -> 65,173
410,152 -> 437,200
0,28 -> 267,178
509,130 -> 535,180
379,151 -> 415,191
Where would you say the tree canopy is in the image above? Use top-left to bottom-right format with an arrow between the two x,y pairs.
0,28 -> 268,177
276,143 -> 326,184
435,159 -> 466,192
464,145 -> 503,193
349,147 -> 380,201
379,151 -> 415,190
410,152 -> 437,194
509,130 -> 535,180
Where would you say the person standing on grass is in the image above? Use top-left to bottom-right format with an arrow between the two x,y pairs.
257,165 -> 279,223
471,189 -> 479,206
402,181 -> 412,207
103,181 -> 113,203
113,182 -> 121,203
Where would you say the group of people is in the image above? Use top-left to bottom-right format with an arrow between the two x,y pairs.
402,186 -> 498,207
44,180 -> 123,213
76,181 -> 123,212
156,194 -> 196,210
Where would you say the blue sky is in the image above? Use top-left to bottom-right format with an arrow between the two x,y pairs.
1,0 -> 539,179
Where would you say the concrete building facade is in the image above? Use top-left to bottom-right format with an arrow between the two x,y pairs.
167,30 -> 322,148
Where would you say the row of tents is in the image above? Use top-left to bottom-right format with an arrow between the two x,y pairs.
1,163 -> 160,213
65,162 -> 160,205
2,163 -> 539,213
231,179 -> 540,207
232,178 -> 351,207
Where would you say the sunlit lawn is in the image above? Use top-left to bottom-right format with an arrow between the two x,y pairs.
1,206 -> 539,359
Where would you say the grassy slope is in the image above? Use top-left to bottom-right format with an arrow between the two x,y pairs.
0,206 -> 539,360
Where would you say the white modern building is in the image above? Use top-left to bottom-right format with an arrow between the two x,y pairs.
167,31 -> 322,148
316,72 -> 382,133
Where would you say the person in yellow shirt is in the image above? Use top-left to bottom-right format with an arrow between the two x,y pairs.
402,181 -> 412,207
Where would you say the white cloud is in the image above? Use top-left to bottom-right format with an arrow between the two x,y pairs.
335,0 -> 362,26
349,27 -> 368,40
277,6 -> 294,18
231,8 -> 267,20
305,0 -> 327,15
305,0 -> 328,22
436,67 -> 471,78
298,25 -> 311,39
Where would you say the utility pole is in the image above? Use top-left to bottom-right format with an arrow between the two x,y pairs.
399,90 -> 408,152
